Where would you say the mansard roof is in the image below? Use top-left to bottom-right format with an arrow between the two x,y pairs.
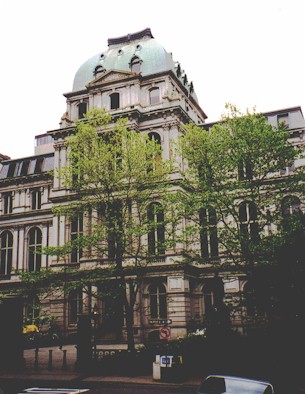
71,28 -> 198,102
0,153 -> 54,180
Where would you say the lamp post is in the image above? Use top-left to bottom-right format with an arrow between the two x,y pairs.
91,303 -> 99,353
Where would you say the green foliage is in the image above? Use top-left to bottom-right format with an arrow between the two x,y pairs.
180,104 -> 304,266
53,108 -> 174,264
19,108 -> 175,351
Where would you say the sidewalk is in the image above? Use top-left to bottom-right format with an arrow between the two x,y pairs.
0,345 -> 201,390
1,345 -> 305,393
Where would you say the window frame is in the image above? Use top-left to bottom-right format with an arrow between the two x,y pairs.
110,92 -> 120,110
31,189 -> 42,210
147,202 -> 165,256
3,192 -> 13,214
0,230 -> 13,276
78,102 -> 88,119
130,56 -> 142,73
28,227 -> 42,272
71,213 -> 83,263
149,283 -> 167,319
68,289 -> 83,325
199,207 -> 219,259
149,87 -> 161,105
239,201 -> 259,243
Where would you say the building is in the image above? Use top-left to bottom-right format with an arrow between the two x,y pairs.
0,28 -> 304,343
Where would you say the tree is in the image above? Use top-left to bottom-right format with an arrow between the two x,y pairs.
179,104 -> 304,322
21,108 -> 174,351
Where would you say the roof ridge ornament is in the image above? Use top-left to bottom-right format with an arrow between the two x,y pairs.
108,28 -> 154,46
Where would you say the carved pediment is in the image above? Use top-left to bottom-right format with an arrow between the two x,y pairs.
86,69 -> 138,88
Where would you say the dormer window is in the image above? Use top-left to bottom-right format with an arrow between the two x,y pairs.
149,87 -> 160,105
20,160 -> 30,176
78,102 -> 87,119
277,113 -> 289,127
7,163 -> 16,178
94,65 -> 105,77
110,93 -> 120,110
130,56 -> 141,73
34,158 -> 44,174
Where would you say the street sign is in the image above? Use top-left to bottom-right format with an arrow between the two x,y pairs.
160,355 -> 173,367
159,326 -> 171,340
149,319 -> 172,325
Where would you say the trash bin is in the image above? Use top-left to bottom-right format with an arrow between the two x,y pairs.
153,359 -> 161,380
160,354 -> 184,382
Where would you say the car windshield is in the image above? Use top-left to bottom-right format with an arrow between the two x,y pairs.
198,376 -> 272,394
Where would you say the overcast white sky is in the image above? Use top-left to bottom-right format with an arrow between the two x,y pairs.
0,0 -> 304,159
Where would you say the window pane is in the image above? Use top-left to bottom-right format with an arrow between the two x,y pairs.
149,88 -> 160,105
28,228 -> 42,272
210,227 -> 219,257
131,57 -> 141,73
150,294 -> 158,318
110,93 -> 120,110
78,102 -> 87,119
159,294 -> 167,318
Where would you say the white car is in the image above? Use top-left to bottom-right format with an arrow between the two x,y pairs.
197,375 -> 274,394
19,389 -> 90,394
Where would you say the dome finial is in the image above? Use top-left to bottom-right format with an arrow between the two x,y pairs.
108,28 -> 154,46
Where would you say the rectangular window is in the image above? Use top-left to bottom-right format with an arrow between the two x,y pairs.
110,93 -> 120,110
78,102 -> 87,119
7,163 -> 16,177
71,214 -> 83,263
20,160 -> 30,176
277,113 -> 289,127
3,193 -> 13,214
31,190 -> 42,210
34,158 -> 44,173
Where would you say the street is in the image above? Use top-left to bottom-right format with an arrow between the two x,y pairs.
0,383 -> 196,394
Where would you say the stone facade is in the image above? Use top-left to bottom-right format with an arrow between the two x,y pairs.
0,29 -> 304,343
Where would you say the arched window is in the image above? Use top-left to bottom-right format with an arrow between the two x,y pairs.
68,289 -> 83,325
149,283 -> 167,318
199,207 -> 218,259
281,196 -> 302,231
94,65 -> 105,77
238,159 -> 253,180
239,201 -> 259,245
130,56 -> 141,73
147,132 -> 162,173
28,227 -> 42,272
281,196 -> 301,216
147,202 -> 165,255
243,280 -> 267,317
71,213 -> 83,263
110,92 -> 120,110
149,87 -> 160,105
243,281 -> 256,316
203,282 -> 215,315
24,295 -> 40,325
0,231 -> 13,276
202,279 -> 223,316
78,102 -> 87,119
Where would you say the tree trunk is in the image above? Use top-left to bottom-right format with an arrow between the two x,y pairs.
125,303 -> 135,352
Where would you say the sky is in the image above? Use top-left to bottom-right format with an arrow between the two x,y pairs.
0,0 -> 304,159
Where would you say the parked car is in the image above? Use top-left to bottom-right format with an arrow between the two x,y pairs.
197,375 -> 274,393
19,388 -> 90,394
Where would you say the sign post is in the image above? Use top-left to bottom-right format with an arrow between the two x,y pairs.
159,326 -> 171,340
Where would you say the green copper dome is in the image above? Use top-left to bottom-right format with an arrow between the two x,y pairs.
72,28 -> 198,101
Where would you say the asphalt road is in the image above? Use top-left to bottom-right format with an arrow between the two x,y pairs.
0,384 -> 196,394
